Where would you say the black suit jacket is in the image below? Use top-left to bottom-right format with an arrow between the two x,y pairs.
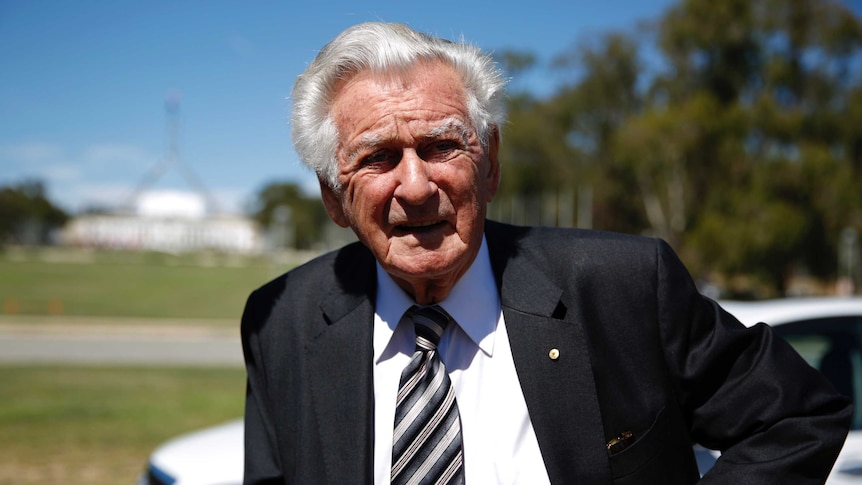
242,221 -> 851,484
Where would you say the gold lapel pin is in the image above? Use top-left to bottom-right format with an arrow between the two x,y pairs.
548,348 -> 560,360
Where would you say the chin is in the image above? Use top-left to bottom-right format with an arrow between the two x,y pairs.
388,249 -> 469,280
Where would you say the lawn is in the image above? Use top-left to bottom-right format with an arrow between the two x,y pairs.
0,247 -> 293,319
0,365 -> 246,485
0,248 -> 302,484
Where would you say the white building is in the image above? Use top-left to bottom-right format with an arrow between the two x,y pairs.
61,190 -> 263,254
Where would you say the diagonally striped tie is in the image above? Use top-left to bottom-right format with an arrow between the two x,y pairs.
391,305 -> 464,485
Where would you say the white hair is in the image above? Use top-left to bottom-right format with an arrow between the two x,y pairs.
291,22 -> 507,190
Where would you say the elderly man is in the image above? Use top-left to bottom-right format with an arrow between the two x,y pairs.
242,22 -> 851,484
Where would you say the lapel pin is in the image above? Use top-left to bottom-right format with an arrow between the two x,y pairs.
548,348 -> 560,360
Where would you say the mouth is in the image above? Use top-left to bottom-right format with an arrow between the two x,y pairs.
393,220 -> 447,235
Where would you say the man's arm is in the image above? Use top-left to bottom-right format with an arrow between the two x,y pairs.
241,285 -> 285,485
655,240 -> 852,483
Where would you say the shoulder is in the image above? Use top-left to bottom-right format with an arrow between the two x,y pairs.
485,220 -> 666,266
483,220 -> 690,299
255,241 -> 373,295
241,241 -> 374,328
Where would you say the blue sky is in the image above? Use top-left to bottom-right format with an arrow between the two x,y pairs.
0,0 -> 802,215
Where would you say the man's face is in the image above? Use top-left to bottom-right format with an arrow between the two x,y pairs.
321,61 -> 500,302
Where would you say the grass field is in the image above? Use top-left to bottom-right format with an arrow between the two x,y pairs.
0,247 -> 305,484
0,365 -> 246,485
0,247 -> 299,319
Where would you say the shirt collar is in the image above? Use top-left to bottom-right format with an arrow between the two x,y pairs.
374,236 -> 501,357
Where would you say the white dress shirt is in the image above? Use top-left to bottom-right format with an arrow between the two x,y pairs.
373,237 -> 551,484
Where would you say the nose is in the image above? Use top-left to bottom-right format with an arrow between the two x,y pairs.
393,149 -> 437,205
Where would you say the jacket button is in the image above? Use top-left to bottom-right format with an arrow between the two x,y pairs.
548,348 -> 560,360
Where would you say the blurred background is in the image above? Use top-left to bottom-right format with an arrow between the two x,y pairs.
1,0 -> 861,483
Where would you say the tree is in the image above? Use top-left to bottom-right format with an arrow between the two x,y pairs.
491,0 -> 862,295
495,35 -> 646,230
553,33 -> 645,232
249,181 -> 329,250
613,0 -> 862,294
0,180 -> 69,246
675,0 -> 862,293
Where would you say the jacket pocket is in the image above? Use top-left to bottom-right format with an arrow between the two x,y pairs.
607,406 -> 670,479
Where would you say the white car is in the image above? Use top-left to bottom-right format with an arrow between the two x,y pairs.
138,419 -> 243,485
139,297 -> 862,484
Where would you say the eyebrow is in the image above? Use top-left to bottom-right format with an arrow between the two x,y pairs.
345,117 -> 471,162
425,117 -> 470,143
344,133 -> 384,163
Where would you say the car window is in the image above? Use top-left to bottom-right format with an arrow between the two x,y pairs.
771,316 -> 862,430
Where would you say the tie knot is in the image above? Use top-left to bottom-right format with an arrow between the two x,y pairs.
406,305 -> 452,350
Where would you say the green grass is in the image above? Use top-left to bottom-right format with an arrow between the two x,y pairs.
0,249 -> 300,484
0,365 -> 246,485
0,248 -> 291,319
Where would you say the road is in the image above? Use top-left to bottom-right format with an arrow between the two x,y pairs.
0,316 -> 243,367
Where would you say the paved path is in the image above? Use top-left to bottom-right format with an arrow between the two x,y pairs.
0,316 -> 243,367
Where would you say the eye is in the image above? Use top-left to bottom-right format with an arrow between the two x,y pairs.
431,140 -> 458,151
360,150 -> 398,168
421,139 -> 460,161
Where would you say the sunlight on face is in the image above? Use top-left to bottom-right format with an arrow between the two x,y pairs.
321,62 -> 500,303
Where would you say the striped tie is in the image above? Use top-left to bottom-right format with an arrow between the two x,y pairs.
391,305 -> 465,485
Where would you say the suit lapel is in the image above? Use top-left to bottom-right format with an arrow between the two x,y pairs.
302,227 -> 612,483
305,247 -> 376,484
488,223 -> 612,485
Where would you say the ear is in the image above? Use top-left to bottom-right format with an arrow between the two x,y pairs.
484,126 -> 501,202
319,178 -> 350,228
